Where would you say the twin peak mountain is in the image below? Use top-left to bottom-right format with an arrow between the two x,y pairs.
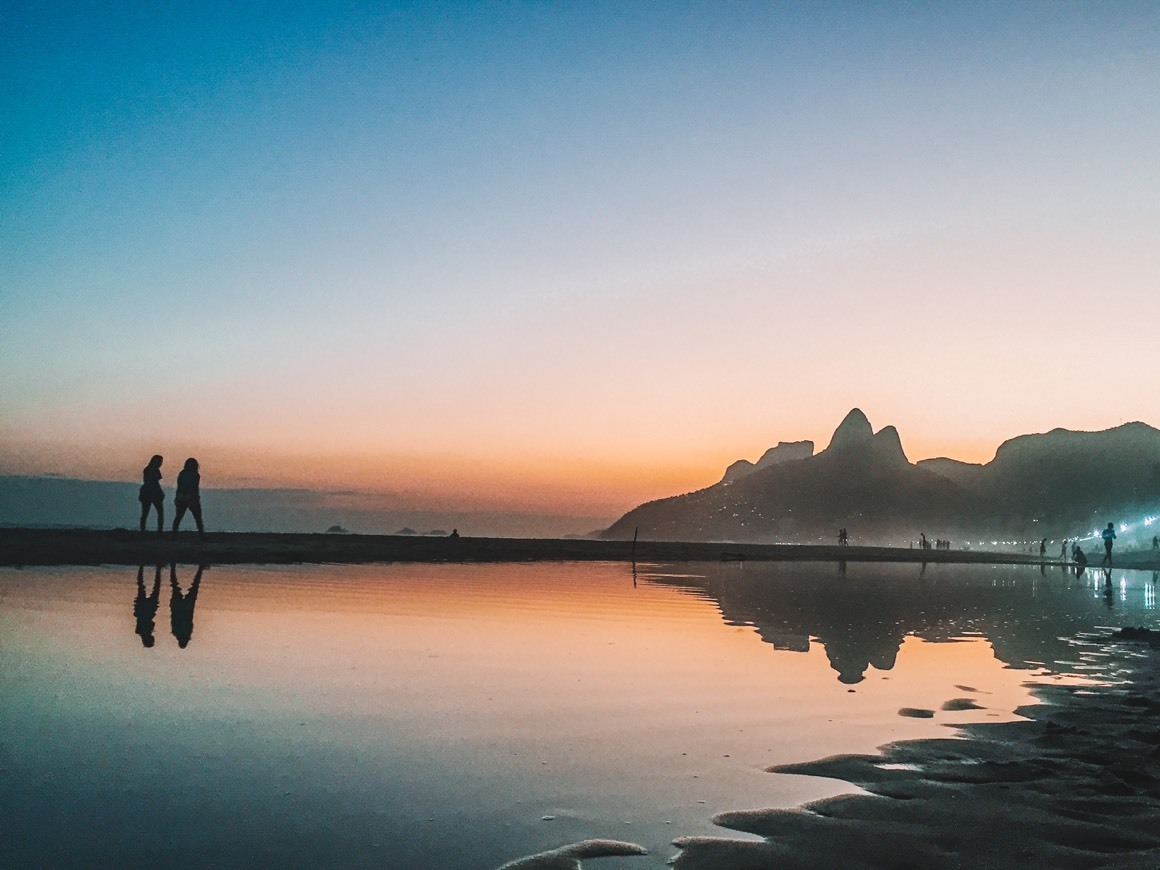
603,409 -> 1160,544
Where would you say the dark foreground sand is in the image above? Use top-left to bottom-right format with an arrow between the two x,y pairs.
503,636 -> 1160,870
5,527 -> 1160,569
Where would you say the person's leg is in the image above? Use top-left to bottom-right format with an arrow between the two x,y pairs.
172,503 -> 188,539
153,498 -> 164,534
190,501 -> 205,539
140,500 -> 149,533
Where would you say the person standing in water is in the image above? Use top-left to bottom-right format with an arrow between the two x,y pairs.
171,458 -> 206,540
138,455 -> 165,534
1101,522 -> 1117,566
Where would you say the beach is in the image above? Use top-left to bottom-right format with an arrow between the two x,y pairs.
4,531 -> 1160,869
5,527 -> 1160,570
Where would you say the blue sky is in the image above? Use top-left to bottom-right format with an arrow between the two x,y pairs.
3,1 -> 1159,519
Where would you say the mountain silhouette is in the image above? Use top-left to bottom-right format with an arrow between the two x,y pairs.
604,410 -> 1160,544
720,439 -> 814,484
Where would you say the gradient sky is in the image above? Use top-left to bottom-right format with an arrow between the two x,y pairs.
3,1 -> 1159,520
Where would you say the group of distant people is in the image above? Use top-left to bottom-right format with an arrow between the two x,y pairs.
837,528 -> 849,546
1060,522 -> 1119,570
138,455 -> 206,540
916,533 -> 951,551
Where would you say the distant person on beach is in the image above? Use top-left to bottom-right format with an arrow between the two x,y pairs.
134,564 -> 162,648
1060,540 -> 1068,560
169,563 -> 205,649
449,528 -> 459,538
1074,546 -> 1087,576
138,455 -> 165,534
1101,522 -> 1116,566
1153,535 -> 1159,550
1039,538 -> 1047,557
171,458 -> 205,540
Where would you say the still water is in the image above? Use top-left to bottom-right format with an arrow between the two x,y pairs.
2,561 -> 1156,868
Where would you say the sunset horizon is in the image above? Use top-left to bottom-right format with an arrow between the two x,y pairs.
3,406 -> 1156,523
5,2 -> 1158,530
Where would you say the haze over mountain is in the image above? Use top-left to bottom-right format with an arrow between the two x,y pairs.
605,409 -> 1160,547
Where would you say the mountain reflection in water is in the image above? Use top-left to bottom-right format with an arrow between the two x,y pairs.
645,560 -> 1153,684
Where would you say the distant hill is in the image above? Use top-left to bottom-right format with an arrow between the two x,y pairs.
604,409 -> 1160,546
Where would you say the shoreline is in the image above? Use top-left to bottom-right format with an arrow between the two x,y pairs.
671,644 -> 1160,869
4,527 -> 1160,568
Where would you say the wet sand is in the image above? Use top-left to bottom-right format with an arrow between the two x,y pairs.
669,653 -> 1160,869
5,527 -> 1160,569
506,649 -> 1160,869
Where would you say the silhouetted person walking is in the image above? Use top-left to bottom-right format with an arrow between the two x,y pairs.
134,564 -> 162,648
1060,540 -> 1068,560
1101,522 -> 1116,566
1039,538 -> 1047,557
170,563 -> 205,649
171,458 -> 205,540
139,455 -> 165,534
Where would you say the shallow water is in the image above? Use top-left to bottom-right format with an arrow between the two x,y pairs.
1,560 -> 1156,868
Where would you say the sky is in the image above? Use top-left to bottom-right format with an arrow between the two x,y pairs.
3,1 -> 1159,526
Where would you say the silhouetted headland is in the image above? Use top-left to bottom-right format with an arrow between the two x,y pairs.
605,408 -> 1160,545
4,527 -> 1160,568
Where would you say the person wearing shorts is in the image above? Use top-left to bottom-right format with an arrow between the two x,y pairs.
171,457 -> 206,541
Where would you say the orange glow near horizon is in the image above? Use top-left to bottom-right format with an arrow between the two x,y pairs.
0,401 -> 1144,518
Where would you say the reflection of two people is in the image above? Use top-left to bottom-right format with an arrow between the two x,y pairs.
135,564 -> 206,649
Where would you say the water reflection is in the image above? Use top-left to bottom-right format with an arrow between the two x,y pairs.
134,565 -> 162,648
5,561 -> 1157,870
646,562 -> 1156,686
168,563 -> 205,649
